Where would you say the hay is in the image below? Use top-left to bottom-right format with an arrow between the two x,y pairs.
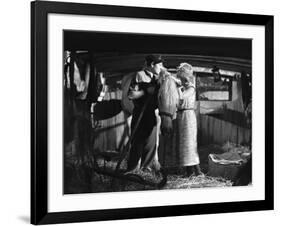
222,141 -> 251,154
64,152 -> 233,193
64,143 -> 239,193
164,175 -> 232,189
121,171 -> 232,191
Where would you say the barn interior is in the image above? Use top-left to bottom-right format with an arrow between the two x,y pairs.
63,30 -> 252,193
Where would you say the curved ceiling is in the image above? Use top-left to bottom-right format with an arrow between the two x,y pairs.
64,30 -> 252,73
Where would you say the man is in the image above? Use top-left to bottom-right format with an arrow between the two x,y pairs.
126,54 -> 164,173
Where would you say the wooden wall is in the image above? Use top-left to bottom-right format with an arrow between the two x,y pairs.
93,89 -> 131,153
199,114 -> 251,146
197,79 -> 251,145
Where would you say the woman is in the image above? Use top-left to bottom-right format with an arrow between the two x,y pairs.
176,63 -> 203,176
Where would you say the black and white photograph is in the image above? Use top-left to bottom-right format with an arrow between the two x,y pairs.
63,30 -> 253,194
28,1 -> 274,224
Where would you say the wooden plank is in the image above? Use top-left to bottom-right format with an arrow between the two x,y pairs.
221,120 -> 229,144
201,115 -> 209,145
198,113 -> 251,146
200,115 -> 206,145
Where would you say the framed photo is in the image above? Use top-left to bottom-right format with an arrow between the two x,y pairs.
31,0 -> 274,224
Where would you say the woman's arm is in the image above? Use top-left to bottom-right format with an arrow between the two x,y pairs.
169,76 -> 182,86
181,86 -> 195,99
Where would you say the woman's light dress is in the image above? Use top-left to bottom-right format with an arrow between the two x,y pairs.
158,84 -> 200,168
176,84 -> 200,166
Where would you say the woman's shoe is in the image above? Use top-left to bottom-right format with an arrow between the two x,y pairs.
193,165 -> 204,176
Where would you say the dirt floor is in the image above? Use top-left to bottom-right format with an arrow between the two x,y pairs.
64,144 -> 241,194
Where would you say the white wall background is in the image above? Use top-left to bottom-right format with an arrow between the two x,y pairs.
0,0 -> 279,225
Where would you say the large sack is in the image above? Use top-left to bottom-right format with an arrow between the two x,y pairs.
208,150 -> 250,181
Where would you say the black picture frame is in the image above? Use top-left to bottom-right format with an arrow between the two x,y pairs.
31,0 -> 274,224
